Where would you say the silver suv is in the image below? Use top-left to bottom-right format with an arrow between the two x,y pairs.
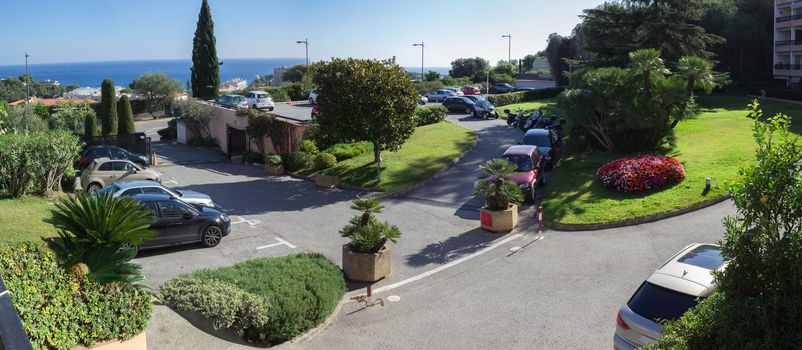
613,243 -> 727,349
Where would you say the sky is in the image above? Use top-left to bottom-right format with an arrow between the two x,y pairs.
0,0 -> 602,67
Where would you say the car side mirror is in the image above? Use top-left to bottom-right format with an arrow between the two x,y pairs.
183,212 -> 194,220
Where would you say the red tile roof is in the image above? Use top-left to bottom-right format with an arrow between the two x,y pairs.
8,97 -> 97,107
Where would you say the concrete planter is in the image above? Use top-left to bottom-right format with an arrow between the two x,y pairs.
264,164 -> 285,175
73,332 -> 146,350
315,174 -> 339,188
479,205 -> 518,232
342,244 -> 391,282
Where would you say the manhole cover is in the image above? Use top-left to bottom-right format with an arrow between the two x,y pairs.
387,295 -> 401,302
509,246 -> 521,252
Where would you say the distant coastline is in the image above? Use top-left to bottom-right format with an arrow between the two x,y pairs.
0,58 -> 451,88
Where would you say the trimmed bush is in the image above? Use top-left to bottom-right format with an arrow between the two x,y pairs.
0,243 -> 151,350
162,253 -> 346,345
324,141 -> 371,161
0,131 -> 81,197
245,152 -> 264,164
414,105 -> 447,126
264,154 -> 283,166
314,152 -> 337,170
286,151 -> 313,172
596,154 -> 685,193
299,139 -> 319,155
160,277 -> 270,342
487,87 -> 565,107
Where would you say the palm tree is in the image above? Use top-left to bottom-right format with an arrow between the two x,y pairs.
676,56 -> 715,96
46,192 -> 156,285
629,49 -> 669,93
351,197 -> 384,227
340,197 -> 400,254
473,159 -> 524,210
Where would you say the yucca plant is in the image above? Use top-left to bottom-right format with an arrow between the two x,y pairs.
46,192 -> 156,285
340,197 -> 400,254
473,158 -> 524,211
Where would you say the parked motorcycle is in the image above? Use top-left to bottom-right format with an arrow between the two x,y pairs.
504,109 -> 526,127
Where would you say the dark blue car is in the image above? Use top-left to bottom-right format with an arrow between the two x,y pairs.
442,96 -> 476,114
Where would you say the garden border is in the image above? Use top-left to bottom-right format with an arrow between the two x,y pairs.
543,194 -> 731,231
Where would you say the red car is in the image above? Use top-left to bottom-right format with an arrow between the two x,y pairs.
502,145 -> 544,202
461,86 -> 482,95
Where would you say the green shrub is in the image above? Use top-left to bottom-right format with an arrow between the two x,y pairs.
61,164 -> 76,192
265,88 -> 289,102
245,152 -> 264,164
264,154 -> 283,166
160,277 -> 271,342
187,137 -> 218,148
0,243 -> 151,350
413,80 -> 446,95
0,131 -> 81,197
324,141 -> 372,161
339,197 -> 401,254
487,91 -> 526,106
414,105 -> 447,126
314,152 -> 337,170
285,151 -> 313,172
299,139 -> 318,155
173,253 -> 346,345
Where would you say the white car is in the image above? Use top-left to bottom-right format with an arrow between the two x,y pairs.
445,87 -> 464,96
419,95 -> 428,105
309,89 -> 319,104
245,91 -> 274,111
97,180 -> 218,208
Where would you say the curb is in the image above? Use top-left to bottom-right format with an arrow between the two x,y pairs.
543,194 -> 731,231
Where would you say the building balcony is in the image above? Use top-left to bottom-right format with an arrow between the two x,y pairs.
775,40 -> 802,51
774,63 -> 802,69
778,0 -> 793,5
774,63 -> 802,77
776,14 -> 802,28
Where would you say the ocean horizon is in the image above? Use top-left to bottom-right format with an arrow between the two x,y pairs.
0,58 -> 452,88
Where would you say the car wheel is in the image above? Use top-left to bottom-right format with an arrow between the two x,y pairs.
201,225 -> 223,247
119,243 -> 139,256
87,182 -> 102,193
269,107 -> 274,111
252,104 -> 258,109
309,98 -> 314,104
465,107 -> 472,114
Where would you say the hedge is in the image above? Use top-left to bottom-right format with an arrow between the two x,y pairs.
286,151 -> 313,172
0,243 -> 151,350
314,152 -> 337,170
487,87 -> 565,106
414,105 -> 447,126
323,141 -> 371,161
160,253 -> 345,345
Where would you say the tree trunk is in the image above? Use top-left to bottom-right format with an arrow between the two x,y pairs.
373,142 -> 382,178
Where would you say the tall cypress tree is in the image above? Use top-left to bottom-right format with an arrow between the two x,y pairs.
84,113 -> 96,138
100,79 -> 118,136
117,95 -> 135,135
191,0 -> 220,100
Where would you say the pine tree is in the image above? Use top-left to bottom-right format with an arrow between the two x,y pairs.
117,95 -> 135,135
190,0 -> 220,100
84,113 -> 96,138
100,79 -> 117,136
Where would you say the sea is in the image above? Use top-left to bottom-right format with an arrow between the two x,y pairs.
0,58 -> 452,88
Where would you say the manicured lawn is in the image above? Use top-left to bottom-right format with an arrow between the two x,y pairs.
318,121 -> 476,191
536,94 -> 798,225
496,98 -> 562,117
0,196 -> 59,242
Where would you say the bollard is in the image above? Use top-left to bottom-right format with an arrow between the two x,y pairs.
151,152 -> 158,167
537,206 -> 543,233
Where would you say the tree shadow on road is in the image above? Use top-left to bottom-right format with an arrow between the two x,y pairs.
403,227 -> 503,268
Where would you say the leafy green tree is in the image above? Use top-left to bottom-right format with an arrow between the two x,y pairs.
544,31 -> 581,86
423,70 -> 441,82
190,0 -> 220,99
520,54 -> 538,72
629,49 -> 668,93
648,102 -> 802,349
47,192 -> 156,285
50,103 -> 95,135
449,57 -> 489,79
173,97 -> 216,141
281,64 -> 308,83
117,95 -> 135,134
131,72 -> 183,118
100,79 -> 117,136
676,56 -> 715,95
313,58 -> 418,176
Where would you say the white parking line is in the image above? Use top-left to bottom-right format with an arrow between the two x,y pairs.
256,237 -> 297,250
165,177 -> 178,185
230,216 -> 261,227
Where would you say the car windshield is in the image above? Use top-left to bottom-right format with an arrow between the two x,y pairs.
522,134 -> 551,148
677,245 -> 725,270
96,184 -> 120,196
504,155 -> 533,172
627,282 -> 700,324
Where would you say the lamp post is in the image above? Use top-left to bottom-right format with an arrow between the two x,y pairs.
501,34 -> 511,64
296,38 -> 309,88
413,42 -> 425,81
24,52 -> 30,102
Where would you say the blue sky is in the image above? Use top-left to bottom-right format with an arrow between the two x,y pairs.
1,0 -> 602,66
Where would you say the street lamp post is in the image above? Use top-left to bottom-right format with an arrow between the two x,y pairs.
413,42 -> 425,81
24,53 -> 30,102
296,38 -> 309,89
501,34 -> 511,64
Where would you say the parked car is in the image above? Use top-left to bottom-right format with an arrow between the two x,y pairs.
309,89 -> 319,104
97,180 -> 217,208
419,94 -> 429,105
502,145 -> 544,202
490,83 -> 516,94
244,91 -> 275,111
614,244 -> 727,350
445,87 -> 464,96
461,86 -> 481,95
78,145 -> 149,170
520,128 -> 562,169
129,193 -> 231,254
80,158 -> 162,193
442,96 -> 476,114
472,99 -> 497,119
425,89 -> 456,102
514,87 -> 535,92
462,95 -> 486,102
216,95 -> 249,109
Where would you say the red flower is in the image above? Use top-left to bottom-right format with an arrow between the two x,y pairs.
596,154 -> 685,193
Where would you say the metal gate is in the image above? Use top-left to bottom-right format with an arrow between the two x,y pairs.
227,125 -> 247,160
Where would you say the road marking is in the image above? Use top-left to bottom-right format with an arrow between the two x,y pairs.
366,233 -> 524,296
256,237 -> 297,250
387,295 -> 401,302
165,177 -> 178,185
230,216 -> 260,227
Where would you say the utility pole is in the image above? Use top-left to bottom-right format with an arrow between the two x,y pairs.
296,38 -> 309,89
413,42 -> 425,81
501,34 -> 511,64
24,52 -> 30,102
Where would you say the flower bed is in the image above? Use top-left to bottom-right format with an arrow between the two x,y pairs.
596,154 -> 685,193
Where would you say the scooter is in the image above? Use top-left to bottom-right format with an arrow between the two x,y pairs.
504,109 -> 526,127
521,110 -> 544,131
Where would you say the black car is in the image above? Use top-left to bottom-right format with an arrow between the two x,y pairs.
130,194 -> 231,254
520,128 -> 562,169
79,146 -> 149,170
490,83 -> 516,94
442,96 -> 476,114
514,87 -> 535,92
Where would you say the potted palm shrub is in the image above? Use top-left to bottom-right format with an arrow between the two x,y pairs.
340,197 -> 400,282
473,159 -> 524,232
264,154 -> 284,175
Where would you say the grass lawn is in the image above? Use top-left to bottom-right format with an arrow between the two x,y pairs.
0,196 -> 59,243
315,121 -> 475,191
534,94 -> 800,225
496,98 -> 562,117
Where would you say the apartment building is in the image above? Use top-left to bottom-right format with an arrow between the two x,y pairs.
775,0 -> 802,85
